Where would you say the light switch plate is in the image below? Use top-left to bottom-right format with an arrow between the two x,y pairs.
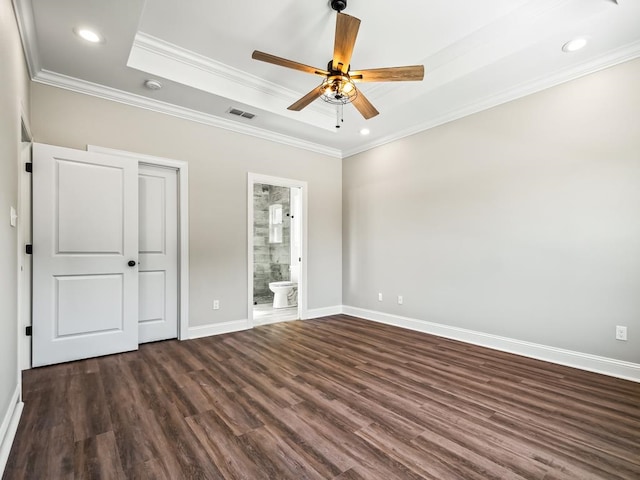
10,206 -> 17,227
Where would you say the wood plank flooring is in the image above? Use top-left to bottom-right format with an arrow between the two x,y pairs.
4,315 -> 640,479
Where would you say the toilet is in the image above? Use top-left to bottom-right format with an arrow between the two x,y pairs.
269,281 -> 298,309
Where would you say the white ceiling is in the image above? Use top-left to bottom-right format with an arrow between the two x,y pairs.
13,0 -> 640,158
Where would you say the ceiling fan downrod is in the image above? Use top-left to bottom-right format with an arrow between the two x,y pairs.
330,0 -> 347,13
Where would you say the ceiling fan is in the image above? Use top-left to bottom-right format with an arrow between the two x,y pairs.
251,0 -> 424,125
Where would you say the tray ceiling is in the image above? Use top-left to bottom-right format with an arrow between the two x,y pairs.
13,0 -> 640,157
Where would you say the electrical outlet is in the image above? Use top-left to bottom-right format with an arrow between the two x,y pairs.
398,295 -> 403,305
378,293 -> 383,302
213,300 -> 220,310
615,325 -> 627,341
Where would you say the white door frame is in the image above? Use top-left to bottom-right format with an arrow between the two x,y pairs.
137,164 -> 179,343
17,108 -> 32,376
88,145 -> 190,340
247,173 -> 308,325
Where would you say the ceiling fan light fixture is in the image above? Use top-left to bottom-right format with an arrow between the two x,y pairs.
342,80 -> 355,94
320,75 -> 357,105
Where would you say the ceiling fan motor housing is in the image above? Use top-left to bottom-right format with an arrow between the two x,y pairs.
330,0 -> 347,13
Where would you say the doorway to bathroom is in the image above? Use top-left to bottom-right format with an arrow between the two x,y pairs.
248,173 -> 307,326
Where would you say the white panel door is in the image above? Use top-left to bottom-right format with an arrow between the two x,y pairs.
32,143 -> 139,367
138,165 -> 178,343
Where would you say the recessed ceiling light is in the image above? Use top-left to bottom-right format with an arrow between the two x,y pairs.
75,28 -> 103,43
562,37 -> 587,53
360,128 -> 370,136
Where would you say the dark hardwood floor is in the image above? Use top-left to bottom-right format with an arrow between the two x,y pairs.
4,315 -> 640,479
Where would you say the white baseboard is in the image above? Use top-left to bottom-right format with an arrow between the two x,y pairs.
304,305 -> 343,319
187,319 -> 250,339
342,305 -> 640,383
0,386 -> 23,476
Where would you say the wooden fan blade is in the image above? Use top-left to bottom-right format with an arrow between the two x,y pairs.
352,89 -> 379,119
288,85 -> 325,111
350,65 -> 425,82
332,13 -> 361,74
252,51 -> 329,76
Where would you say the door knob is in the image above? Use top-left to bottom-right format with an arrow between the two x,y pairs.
128,260 -> 136,267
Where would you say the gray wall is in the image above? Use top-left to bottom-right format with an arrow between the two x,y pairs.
30,83 -> 342,327
343,59 -> 640,363
0,0 -> 30,446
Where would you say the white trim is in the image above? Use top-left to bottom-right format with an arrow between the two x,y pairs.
33,70 -> 341,159
343,40 -> 640,158
17,134 -> 32,372
188,319 -> 250,339
128,33 -> 336,131
342,306 -> 640,383
11,0 -> 40,78
15,0 -> 640,162
18,105 -> 33,374
247,173 -> 309,327
0,386 -> 23,476
304,305 -> 343,319
87,145 -> 190,341
19,101 -> 32,142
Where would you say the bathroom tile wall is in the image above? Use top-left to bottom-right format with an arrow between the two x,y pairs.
253,184 -> 291,304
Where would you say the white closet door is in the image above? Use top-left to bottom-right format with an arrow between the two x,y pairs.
32,143 -> 139,367
138,165 -> 178,343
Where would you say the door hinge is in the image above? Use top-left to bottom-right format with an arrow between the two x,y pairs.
25,326 -> 32,336
25,162 -> 32,173
25,244 -> 33,255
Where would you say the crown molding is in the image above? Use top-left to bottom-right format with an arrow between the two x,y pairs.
12,0 -> 41,78
129,33 -> 336,131
17,0 -> 639,162
358,0 -> 579,104
133,32 -> 333,117
33,70 -> 342,158
343,39 -> 640,158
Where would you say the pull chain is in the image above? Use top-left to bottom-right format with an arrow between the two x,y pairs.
335,104 -> 345,129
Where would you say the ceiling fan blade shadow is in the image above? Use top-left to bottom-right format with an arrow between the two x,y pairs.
288,85 -> 325,111
252,51 -> 329,76
352,90 -> 379,119
333,13 -> 361,73
350,65 -> 425,82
